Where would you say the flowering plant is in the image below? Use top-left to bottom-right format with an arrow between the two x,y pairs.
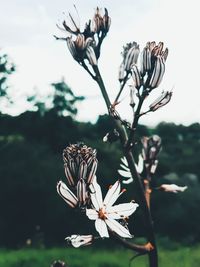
55,7 -> 187,267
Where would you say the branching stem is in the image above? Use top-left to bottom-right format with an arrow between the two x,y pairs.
92,65 -> 158,267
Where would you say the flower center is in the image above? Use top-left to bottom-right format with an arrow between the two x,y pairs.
98,207 -> 107,220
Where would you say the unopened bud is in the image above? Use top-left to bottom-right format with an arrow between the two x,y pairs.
86,46 -> 97,65
149,91 -> 172,111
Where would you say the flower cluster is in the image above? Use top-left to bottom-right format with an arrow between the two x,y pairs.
55,7 -> 111,66
57,143 -> 138,245
119,41 -> 168,91
57,143 -> 97,208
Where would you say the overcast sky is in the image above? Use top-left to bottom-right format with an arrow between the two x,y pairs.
1,0 -> 199,126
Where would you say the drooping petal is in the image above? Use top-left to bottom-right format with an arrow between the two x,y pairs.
103,181 -> 121,207
118,169 -> 132,178
121,156 -> 128,166
105,218 -> 133,238
159,184 -> 188,193
107,202 -> 139,219
95,218 -> 109,238
89,177 -> 103,210
57,181 -> 78,208
86,209 -> 98,220
122,177 -> 134,184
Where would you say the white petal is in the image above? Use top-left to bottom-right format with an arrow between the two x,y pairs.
121,157 -> 128,166
104,180 -> 121,207
118,169 -> 132,178
119,163 -> 130,171
122,177 -> 134,184
135,154 -> 143,174
107,202 -> 139,219
86,209 -> 98,220
95,218 -> 109,238
105,218 -> 133,238
160,184 -> 188,193
89,177 -> 103,210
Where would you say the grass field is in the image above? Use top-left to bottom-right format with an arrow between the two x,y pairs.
0,245 -> 200,267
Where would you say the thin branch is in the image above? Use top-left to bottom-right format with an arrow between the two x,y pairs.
114,72 -> 130,104
81,61 -> 97,80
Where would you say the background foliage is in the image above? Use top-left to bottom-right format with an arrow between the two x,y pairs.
0,51 -> 200,249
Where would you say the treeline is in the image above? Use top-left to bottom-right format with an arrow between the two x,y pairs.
0,110 -> 200,248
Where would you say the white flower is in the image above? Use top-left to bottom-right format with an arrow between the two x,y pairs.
118,156 -> 143,184
86,179 -> 138,238
65,234 -> 93,248
159,184 -> 188,193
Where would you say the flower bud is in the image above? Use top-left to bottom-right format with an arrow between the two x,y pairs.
159,184 -> 188,193
57,181 -> 78,208
149,56 -> 165,89
149,91 -> 172,111
66,37 -> 78,60
77,178 -> 87,206
86,46 -> 97,65
131,65 -> 141,88
65,234 -> 93,247
118,63 -> 125,82
124,43 -> 140,71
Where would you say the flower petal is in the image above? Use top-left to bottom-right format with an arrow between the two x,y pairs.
95,218 -> 109,238
118,169 -> 132,178
86,209 -> 98,220
105,218 -> 133,238
135,154 -> 143,174
107,202 -> 139,219
89,177 -> 103,210
104,180 -> 121,207
122,177 -> 134,184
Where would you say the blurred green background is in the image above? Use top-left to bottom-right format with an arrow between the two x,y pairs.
1,51 -> 200,266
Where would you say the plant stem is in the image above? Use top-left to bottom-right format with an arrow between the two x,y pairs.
93,65 -> 158,267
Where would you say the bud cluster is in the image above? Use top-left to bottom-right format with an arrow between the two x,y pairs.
57,143 -> 98,208
119,41 -> 169,93
141,135 -> 162,175
55,7 -> 111,66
